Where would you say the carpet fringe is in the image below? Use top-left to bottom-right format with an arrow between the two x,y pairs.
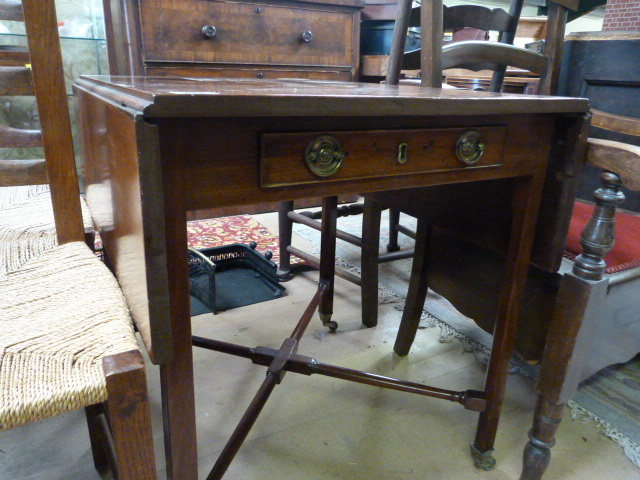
568,400 -> 640,469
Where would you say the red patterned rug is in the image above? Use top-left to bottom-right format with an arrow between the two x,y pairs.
187,215 -> 282,263
96,215 -> 284,264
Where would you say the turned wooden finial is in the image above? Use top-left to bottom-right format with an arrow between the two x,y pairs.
572,171 -> 625,280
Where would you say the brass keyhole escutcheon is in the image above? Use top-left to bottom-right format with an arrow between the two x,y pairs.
397,142 -> 408,164
305,135 -> 345,177
456,130 -> 485,165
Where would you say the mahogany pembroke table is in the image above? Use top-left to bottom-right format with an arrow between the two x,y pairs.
74,76 -> 589,479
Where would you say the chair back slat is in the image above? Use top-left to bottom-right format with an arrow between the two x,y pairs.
592,109 -> 640,137
0,124 -> 41,148
586,139 -> 640,192
441,41 -> 548,75
0,66 -> 33,95
0,45 -> 29,66
443,5 -> 513,33
0,159 -> 47,186
586,111 -> 640,193
0,0 -> 24,21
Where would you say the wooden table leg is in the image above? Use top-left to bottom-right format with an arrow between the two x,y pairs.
472,174 -> 545,470
361,197 -> 383,328
319,196 -> 338,329
160,138 -> 199,480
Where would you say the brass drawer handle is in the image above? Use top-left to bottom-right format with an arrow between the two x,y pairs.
305,135 -> 345,177
201,25 -> 217,39
456,130 -> 485,165
301,31 -> 314,43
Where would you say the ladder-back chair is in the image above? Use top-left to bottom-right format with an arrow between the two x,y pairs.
0,0 -> 94,277
277,0 -> 533,331
363,0 -> 576,340
518,111 -> 640,479
0,1 -> 156,477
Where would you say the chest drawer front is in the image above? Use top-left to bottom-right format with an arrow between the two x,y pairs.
140,0 -> 356,68
145,66 -> 353,81
260,126 -> 507,187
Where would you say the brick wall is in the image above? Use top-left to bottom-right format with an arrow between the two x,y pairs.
602,0 -> 640,31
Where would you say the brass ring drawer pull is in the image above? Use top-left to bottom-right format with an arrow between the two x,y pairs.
456,130 -> 485,165
305,135 -> 345,177
201,25 -> 217,39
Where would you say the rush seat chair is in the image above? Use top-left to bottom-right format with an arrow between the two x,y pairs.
0,1 -> 156,477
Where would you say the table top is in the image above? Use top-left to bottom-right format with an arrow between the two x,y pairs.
75,76 -> 590,118
76,75 -> 591,366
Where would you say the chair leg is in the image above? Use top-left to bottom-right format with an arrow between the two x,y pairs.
103,350 -> 157,480
319,196 -> 338,329
393,218 -> 431,355
520,396 -> 565,480
85,404 -> 112,475
277,200 -> 295,280
520,273 -> 610,479
387,208 -> 401,252
361,197 -> 383,327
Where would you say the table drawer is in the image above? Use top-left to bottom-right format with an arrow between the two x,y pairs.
261,126 -> 507,187
145,65 -> 353,81
139,0 -> 356,68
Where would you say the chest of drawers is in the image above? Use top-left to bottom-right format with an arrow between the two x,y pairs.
104,0 -> 364,80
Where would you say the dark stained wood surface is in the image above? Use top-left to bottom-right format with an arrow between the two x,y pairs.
104,0 -> 363,81
261,126 -> 507,187
78,93 -> 171,364
76,75 -> 588,480
76,75 -> 589,117
139,0 -> 357,67
145,65 -> 353,81
76,75 -> 589,360
442,4 -> 512,32
441,41 -> 547,74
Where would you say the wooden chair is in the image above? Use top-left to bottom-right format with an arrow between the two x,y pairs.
0,1 -> 156,478
0,0 -> 94,278
277,0 -> 534,331
517,111 -> 640,479
361,0 -> 575,331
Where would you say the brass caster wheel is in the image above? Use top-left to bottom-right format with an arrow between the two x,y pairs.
470,443 -> 496,471
326,320 -> 338,332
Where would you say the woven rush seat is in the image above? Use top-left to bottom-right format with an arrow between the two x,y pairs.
0,241 -> 139,430
0,186 -> 94,277
0,185 -> 48,209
